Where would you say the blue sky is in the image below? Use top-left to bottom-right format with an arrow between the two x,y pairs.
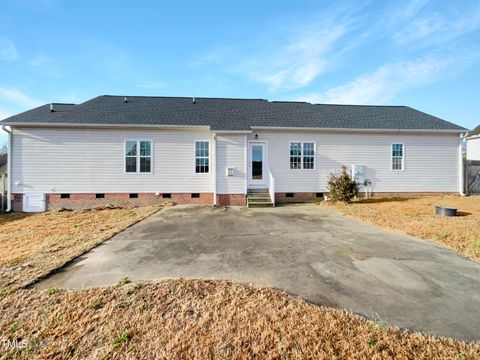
1,0 -> 480,144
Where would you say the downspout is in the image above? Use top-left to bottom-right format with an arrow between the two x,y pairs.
1,125 -> 12,211
244,134 -> 248,195
459,133 -> 465,196
212,133 -> 217,206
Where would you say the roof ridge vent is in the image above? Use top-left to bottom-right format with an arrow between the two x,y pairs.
124,96 -> 128,103
50,104 -> 54,112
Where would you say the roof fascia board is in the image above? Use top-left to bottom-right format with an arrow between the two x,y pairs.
213,130 -> 252,134
250,126 -> 466,134
1,122 -> 466,134
466,135 -> 480,139
2,122 -> 211,131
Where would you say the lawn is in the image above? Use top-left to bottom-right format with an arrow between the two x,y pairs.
320,195 -> 480,261
1,204 -> 479,359
0,206 -> 162,294
1,279 -> 479,359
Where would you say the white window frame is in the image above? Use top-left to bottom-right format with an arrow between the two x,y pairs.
194,140 -> 210,174
124,140 -> 153,174
391,143 -> 405,171
289,141 -> 316,170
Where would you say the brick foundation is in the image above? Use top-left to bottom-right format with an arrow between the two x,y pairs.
12,192 -> 213,211
356,192 -> 458,198
11,191 -> 459,211
276,191 -> 458,203
275,192 -> 321,203
12,193 -> 23,212
217,194 -> 246,206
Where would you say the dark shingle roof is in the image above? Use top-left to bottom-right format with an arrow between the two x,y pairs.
0,95 -> 467,132
467,124 -> 480,137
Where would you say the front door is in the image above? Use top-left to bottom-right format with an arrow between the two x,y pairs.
248,142 -> 266,187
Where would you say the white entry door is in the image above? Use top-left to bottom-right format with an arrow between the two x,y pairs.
248,142 -> 266,187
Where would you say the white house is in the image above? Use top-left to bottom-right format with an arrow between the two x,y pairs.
0,95 -> 467,212
466,125 -> 480,160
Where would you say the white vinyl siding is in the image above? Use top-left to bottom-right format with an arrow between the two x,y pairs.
12,128 -> 214,193
216,135 -> 246,194
11,127 -> 460,197
250,131 -> 459,193
466,137 -> 480,160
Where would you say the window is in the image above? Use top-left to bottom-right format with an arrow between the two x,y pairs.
129,193 -> 138,198
290,143 -> 302,169
139,141 -> 152,173
303,143 -> 315,169
60,193 -> 70,199
290,142 -> 315,169
162,193 -> 171,199
392,144 -> 404,170
191,193 -> 200,198
125,140 -> 152,173
96,193 -> 105,199
125,141 -> 137,173
195,141 -> 209,173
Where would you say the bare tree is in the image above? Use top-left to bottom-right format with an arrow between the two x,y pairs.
0,142 -> 7,168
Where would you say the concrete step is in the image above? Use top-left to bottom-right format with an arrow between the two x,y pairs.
247,201 -> 273,208
247,188 -> 273,207
247,194 -> 273,207
247,194 -> 271,199
247,198 -> 272,203
247,188 -> 269,193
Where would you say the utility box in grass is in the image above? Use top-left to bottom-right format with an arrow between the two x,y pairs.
23,193 -> 46,212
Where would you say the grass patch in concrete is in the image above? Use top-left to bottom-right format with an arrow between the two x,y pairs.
321,195 -> 480,261
0,279 -> 478,359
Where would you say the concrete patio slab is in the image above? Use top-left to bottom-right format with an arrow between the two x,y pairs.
36,204 -> 480,341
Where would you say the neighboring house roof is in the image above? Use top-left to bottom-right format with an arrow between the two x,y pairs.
466,124 -> 480,138
0,95 -> 467,132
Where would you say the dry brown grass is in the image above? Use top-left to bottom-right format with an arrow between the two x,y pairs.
0,279 -> 478,359
0,206 -> 161,293
320,195 -> 480,261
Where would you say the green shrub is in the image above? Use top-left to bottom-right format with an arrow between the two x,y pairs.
48,287 -> 60,295
327,166 -> 359,203
117,277 -> 130,286
112,331 -> 131,348
92,299 -> 105,310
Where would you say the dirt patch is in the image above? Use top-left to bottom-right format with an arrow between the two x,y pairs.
0,206 -> 162,294
0,279 -> 478,359
320,195 -> 480,261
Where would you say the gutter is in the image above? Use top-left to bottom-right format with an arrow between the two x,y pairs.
0,122 -> 211,131
1,125 -> 12,212
459,133 -> 466,196
465,134 -> 480,140
250,126 -> 466,134
213,130 -> 252,134
1,122 -> 466,134
212,133 -> 217,206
